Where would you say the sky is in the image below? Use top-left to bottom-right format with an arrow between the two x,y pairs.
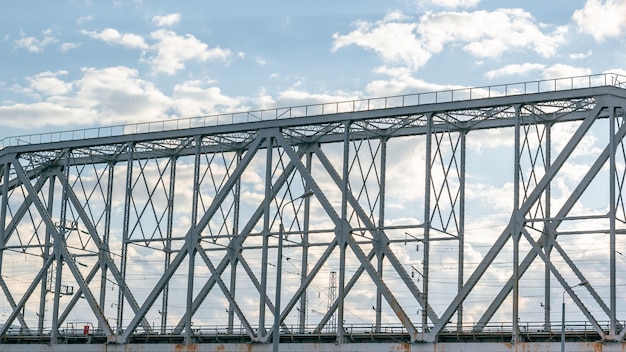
1,0 -> 626,331
0,0 -> 625,141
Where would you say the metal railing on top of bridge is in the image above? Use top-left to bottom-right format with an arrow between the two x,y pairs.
1,73 -> 625,149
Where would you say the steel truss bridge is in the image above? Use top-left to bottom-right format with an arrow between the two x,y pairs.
1,73 -> 626,352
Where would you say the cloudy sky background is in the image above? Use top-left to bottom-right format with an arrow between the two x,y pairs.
0,0 -> 625,140
1,0 -> 626,331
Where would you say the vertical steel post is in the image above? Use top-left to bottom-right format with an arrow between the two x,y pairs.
0,164 -> 9,327
162,156 -> 176,334
118,145 -> 134,333
52,156 -> 70,343
39,173 -> 55,333
273,222 -> 284,352
609,106 -> 617,337
99,163 -> 114,332
423,114 -> 432,334
544,123 -> 552,332
457,131 -> 466,332
561,294 -> 565,352
299,151 -> 312,333
260,136 -> 273,338
376,137 -> 387,333
185,137 -> 202,344
337,122 -> 351,343
228,150 -> 242,334
512,105 -> 521,344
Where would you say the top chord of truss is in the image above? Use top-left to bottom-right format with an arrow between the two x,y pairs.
2,73 -> 625,149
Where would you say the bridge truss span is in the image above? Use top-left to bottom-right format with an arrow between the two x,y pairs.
1,74 -> 626,349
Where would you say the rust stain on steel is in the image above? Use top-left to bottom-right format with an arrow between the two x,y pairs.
401,343 -> 411,352
591,342 -> 603,352
173,344 -> 198,352
387,343 -> 411,352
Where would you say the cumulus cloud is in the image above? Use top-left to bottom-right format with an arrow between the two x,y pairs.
484,63 -> 592,81
332,11 -> 430,71
148,29 -> 231,75
605,68 -> 626,76
0,66 -> 171,128
0,66 -> 255,130
172,80 -> 246,117
541,64 -> 592,79
273,89 -> 358,108
14,29 -> 57,53
485,63 -> 546,79
0,102 -> 97,129
332,9 -> 568,72
80,28 -> 149,49
56,66 -> 173,124
27,71 -> 73,96
425,0 -> 481,8
77,15 -> 93,25
569,50 -> 593,60
573,0 -> 626,41
152,13 -> 181,27
60,42 -> 81,52
80,25 -> 231,75
365,71 -> 465,96
418,9 -> 567,59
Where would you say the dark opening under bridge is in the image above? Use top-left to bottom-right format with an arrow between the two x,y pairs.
1,73 -> 626,352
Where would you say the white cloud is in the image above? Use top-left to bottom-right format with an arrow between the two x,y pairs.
172,80 -> 246,117
148,29 -> 231,75
0,65 -> 266,131
81,26 -> 231,75
0,66 -> 173,129
418,9 -> 567,59
80,28 -> 149,49
605,68 -> 626,76
541,63 -> 592,79
333,9 -> 568,73
0,102 -> 96,129
60,42 -> 81,52
27,71 -> 73,96
365,71 -> 464,96
484,63 -> 593,82
14,29 -> 57,53
152,13 -> 181,27
485,63 -> 546,79
332,11 -> 430,71
573,0 -> 626,41
77,15 -> 93,24
255,89 -> 276,110
425,0 -> 480,8
466,129 -> 515,155
274,89 -> 357,108
64,66 -> 173,124
569,50 -> 593,60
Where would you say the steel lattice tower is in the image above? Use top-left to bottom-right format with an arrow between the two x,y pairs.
328,271 -> 337,333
